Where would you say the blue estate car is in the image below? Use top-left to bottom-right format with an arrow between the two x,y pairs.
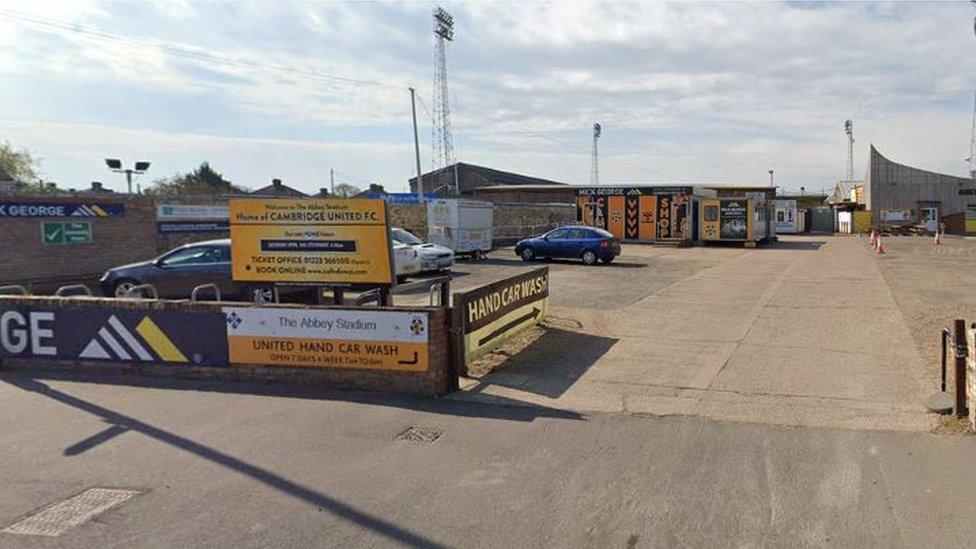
514,226 -> 621,265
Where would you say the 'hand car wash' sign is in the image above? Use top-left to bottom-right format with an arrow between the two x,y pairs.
456,267 -> 549,363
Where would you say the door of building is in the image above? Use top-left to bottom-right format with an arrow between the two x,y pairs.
921,205 -> 939,233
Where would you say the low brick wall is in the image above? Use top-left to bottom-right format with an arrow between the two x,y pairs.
0,296 -> 455,397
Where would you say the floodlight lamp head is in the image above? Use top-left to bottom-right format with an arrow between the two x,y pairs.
134,161 -> 150,172
844,119 -> 853,135
105,158 -> 122,170
594,123 -> 601,138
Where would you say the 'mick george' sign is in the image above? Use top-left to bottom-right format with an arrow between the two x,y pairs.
456,267 -> 549,363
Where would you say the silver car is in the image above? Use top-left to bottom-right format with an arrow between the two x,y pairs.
391,228 -> 454,272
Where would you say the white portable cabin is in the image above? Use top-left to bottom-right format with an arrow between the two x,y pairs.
426,198 -> 493,255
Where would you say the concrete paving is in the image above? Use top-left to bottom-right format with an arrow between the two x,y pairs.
0,373 -> 974,547
456,236 -> 935,431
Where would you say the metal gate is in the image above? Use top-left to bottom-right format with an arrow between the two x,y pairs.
810,208 -> 835,233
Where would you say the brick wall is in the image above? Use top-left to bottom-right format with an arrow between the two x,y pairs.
0,195 -> 157,287
1,193 -> 578,292
0,296 -> 455,396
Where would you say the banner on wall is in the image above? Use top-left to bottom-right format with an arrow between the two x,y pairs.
770,199 -> 797,233
0,202 -> 124,218
229,199 -> 394,286
157,204 -> 229,219
222,306 -> 430,371
720,200 -> 748,239
455,267 -> 549,363
0,305 -> 227,366
158,221 -> 230,233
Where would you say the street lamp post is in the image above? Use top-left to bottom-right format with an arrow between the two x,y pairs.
768,169 -> 774,187
105,159 -> 151,194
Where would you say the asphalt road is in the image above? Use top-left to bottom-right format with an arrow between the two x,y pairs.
1,235 -> 971,546
1,372 -> 974,547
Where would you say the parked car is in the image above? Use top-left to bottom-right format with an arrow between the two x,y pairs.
99,238 -> 418,302
393,241 -> 422,283
514,226 -> 621,265
391,227 -> 455,272
99,239 -> 285,302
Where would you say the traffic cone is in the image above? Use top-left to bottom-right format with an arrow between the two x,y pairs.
875,235 -> 886,254
934,230 -> 942,245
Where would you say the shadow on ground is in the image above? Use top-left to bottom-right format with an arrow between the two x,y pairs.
0,374 -> 449,548
0,370 -> 582,423
465,327 -> 618,399
477,257 -> 648,269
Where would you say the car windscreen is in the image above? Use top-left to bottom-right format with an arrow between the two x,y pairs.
392,229 -> 424,245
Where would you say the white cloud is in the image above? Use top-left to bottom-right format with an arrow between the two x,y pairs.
0,0 -> 974,194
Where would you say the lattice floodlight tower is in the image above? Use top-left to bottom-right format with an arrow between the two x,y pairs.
590,123 -> 601,186
432,6 -> 455,171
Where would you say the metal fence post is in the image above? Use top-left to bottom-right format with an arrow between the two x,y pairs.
453,291 -> 467,378
955,318 -> 968,418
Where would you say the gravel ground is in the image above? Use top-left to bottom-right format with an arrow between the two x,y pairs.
873,235 -> 976,398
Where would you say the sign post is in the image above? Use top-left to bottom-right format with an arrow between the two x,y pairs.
454,266 -> 549,365
229,199 -> 395,293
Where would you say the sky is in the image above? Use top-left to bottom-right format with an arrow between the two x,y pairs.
1,0 -> 975,195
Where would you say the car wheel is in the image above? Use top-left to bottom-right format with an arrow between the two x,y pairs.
602,255 -> 615,264
520,247 -> 535,262
248,285 -> 276,304
582,250 -> 598,265
397,275 -> 408,284
112,279 -> 139,298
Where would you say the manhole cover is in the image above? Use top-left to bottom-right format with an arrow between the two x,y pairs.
396,426 -> 442,444
2,487 -> 141,537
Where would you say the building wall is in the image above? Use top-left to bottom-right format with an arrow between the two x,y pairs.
471,187 -> 577,205
0,195 -> 157,287
867,145 -> 974,224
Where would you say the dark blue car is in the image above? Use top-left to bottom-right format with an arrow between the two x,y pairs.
515,226 -> 621,265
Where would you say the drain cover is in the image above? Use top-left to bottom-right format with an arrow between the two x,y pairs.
396,426 -> 442,443
2,488 -> 141,537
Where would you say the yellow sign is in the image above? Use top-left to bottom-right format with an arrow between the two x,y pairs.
223,307 -> 429,372
229,199 -> 393,286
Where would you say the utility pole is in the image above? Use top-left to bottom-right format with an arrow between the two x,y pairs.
410,87 -> 424,202
845,119 -> 855,183
590,123 -> 601,186
330,168 -> 335,195
768,169 -> 774,187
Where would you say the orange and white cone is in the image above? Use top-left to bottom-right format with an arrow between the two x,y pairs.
934,230 -> 942,245
875,235 -> 886,254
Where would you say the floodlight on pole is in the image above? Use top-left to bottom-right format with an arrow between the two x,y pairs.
105,158 -> 151,194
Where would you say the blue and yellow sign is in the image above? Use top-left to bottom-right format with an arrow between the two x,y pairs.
0,305 -> 227,366
0,202 -> 124,218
